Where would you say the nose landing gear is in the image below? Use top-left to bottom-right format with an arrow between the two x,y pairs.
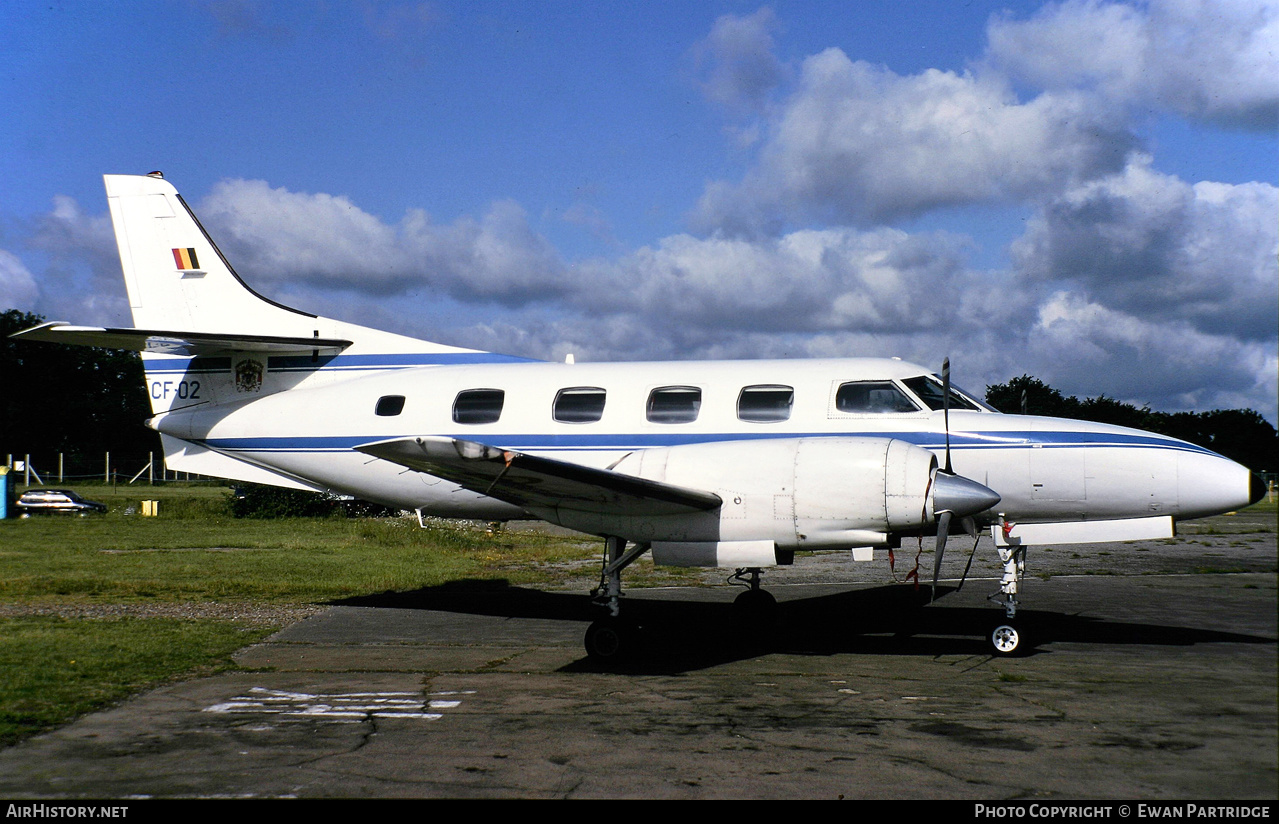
986,540 -> 1028,656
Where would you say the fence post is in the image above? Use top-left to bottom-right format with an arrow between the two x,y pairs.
105,452 -> 110,484
24,454 -> 30,487
149,452 -> 154,485
59,453 -> 64,482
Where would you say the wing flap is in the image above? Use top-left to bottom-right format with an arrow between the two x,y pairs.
11,322 -> 351,356
355,436 -> 722,515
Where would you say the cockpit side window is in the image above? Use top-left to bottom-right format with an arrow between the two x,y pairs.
902,375 -> 985,411
834,381 -> 921,414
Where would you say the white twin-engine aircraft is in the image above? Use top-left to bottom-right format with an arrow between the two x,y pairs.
16,173 -> 1264,658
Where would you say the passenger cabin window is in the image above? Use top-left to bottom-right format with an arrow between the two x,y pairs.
647,386 -> 701,424
554,387 -> 606,423
375,395 -> 405,417
453,389 -> 505,424
901,376 -> 982,411
738,385 -> 794,423
834,381 -> 920,414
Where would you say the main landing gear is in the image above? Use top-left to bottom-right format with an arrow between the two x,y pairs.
584,536 -> 650,661
729,567 -> 777,629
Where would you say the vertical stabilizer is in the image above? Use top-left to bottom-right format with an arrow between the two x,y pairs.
100,173 -> 527,421
105,173 -> 320,335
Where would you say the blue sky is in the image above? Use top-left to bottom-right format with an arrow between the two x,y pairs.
2,1 -> 1276,422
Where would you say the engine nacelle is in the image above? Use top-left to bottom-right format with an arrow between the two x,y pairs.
586,437 -> 941,554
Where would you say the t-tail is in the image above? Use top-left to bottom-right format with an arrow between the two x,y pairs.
13,172 -> 529,489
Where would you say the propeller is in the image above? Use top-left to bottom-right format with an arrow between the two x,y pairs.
930,357 -> 999,602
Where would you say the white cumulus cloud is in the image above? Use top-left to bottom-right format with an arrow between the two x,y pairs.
0,249 -> 39,310
691,48 -> 1133,232
987,0 -> 1279,129
198,179 -> 572,305
1011,156 -> 1279,340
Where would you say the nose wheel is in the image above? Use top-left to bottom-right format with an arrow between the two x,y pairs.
990,623 -> 1023,656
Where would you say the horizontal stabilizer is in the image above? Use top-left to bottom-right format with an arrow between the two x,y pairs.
356,436 -> 723,515
160,435 -> 327,492
11,322 -> 351,357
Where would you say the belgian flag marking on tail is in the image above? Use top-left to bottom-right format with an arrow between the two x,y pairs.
172,247 -> 200,270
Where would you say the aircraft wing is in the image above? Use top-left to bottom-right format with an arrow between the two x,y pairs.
355,436 -> 723,516
11,322 -> 351,356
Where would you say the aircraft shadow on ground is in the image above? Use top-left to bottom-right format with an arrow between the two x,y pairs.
333,580 -> 1276,674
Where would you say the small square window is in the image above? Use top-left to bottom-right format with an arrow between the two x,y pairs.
375,395 -> 406,416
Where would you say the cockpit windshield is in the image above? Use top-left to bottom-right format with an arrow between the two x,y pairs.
901,375 -> 995,412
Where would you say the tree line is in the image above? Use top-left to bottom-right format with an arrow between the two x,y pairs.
3,308 -> 1275,476
1,310 -> 157,474
985,375 -> 1276,473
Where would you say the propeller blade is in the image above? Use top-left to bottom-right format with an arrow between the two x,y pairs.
942,357 -> 952,474
956,532 -> 981,593
932,510 -> 952,602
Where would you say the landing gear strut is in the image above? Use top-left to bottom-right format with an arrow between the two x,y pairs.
584,536 -> 650,660
987,542 -> 1028,656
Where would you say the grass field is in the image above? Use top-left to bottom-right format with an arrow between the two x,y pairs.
0,482 -> 699,747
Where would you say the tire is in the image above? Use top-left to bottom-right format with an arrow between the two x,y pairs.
990,623 -> 1023,657
733,588 -> 778,623
584,618 -> 629,661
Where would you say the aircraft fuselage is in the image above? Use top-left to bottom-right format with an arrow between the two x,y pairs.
148,354 -> 1255,545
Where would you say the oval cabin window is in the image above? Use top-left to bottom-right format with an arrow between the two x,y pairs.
647,386 -> 701,424
554,387 -> 606,423
453,389 -> 505,424
737,385 -> 793,423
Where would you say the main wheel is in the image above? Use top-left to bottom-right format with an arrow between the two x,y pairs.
732,589 -> 779,641
990,623 -> 1023,656
733,588 -> 778,625
584,618 -> 629,661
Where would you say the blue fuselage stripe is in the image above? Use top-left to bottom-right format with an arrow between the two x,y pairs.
199,430 -> 1214,456
140,352 -> 536,375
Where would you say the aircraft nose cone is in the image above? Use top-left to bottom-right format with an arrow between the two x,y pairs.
933,472 -> 1001,519
1250,473 -> 1267,506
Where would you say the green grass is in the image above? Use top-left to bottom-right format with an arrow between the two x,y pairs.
0,483 -> 703,746
2,483 -> 605,603
0,616 -> 274,747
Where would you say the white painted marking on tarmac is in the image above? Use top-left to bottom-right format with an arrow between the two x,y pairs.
203,687 -> 474,721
